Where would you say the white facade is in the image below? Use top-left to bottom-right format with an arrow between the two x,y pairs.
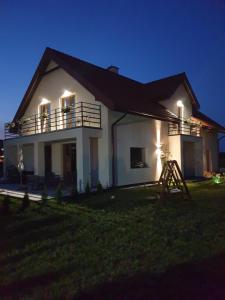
4,62 -> 220,190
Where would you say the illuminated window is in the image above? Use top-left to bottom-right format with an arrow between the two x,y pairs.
61,95 -> 75,128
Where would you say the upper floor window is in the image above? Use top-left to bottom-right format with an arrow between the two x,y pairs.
40,102 -> 51,132
61,95 -> 75,128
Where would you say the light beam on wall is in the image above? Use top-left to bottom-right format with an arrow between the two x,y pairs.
155,120 -> 162,179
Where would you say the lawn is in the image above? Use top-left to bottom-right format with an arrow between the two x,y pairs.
0,180 -> 225,299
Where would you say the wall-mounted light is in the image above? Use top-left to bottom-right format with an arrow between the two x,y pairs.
177,100 -> 184,107
62,90 -> 72,98
40,98 -> 50,105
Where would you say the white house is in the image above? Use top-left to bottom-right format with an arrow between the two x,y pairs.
4,48 -> 225,191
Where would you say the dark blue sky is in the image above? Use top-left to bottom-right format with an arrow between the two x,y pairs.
0,0 -> 225,147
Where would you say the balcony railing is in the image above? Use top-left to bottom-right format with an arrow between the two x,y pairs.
168,121 -> 201,137
5,101 -> 101,139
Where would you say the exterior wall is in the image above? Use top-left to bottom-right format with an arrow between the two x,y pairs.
202,129 -> 219,172
4,144 -> 17,169
22,144 -> 34,172
112,113 -> 168,186
168,135 -> 182,167
168,135 -> 203,177
160,84 -> 193,120
24,66 -> 97,117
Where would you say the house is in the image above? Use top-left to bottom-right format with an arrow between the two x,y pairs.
4,48 -> 225,191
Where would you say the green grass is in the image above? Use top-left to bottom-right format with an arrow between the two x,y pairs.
0,180 -> 225,299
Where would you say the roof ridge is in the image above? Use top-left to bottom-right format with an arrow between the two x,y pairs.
47,47 -> 143,86
144,72 -> 186,85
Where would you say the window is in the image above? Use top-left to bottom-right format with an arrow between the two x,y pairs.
130,147 -> 146,168
40,103 -> 51,132
61,95 -> 75,128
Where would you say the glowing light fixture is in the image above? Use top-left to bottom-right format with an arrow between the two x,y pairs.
62,90 -> 72,98
40,98 -> 50,105
177,100 -> 184,107
212,174 -> 222,184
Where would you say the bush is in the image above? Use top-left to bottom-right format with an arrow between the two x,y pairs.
1,194 -> 11,215
55,182 -> 63,204
19,192 -> 30,212
96,181 -> 103,193
85,181 -> 91,196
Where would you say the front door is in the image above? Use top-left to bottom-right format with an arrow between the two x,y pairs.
63,143 -> 77,185
183,141 -> 195,178
45,145 -> 52,177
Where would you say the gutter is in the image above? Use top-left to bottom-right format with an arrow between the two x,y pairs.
111,113 -> 127,187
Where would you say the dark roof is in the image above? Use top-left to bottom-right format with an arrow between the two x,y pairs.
13,48 -> 222,131
144,73 -> 200,108
12,48 -> 187,122
193,110 -> 225,133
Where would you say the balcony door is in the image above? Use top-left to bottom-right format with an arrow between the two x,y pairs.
40,103 -> 51,132
61,95 -> 75,129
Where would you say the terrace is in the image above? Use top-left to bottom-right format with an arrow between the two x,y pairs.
168,120 -> 201,137
5,101 -> 101,140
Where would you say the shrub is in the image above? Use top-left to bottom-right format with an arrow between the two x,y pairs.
96,181 -> 103,193
19,192 -> 30,212
1,194 -> 11,215
85,181 -> 91,196
55,182 -> 63,204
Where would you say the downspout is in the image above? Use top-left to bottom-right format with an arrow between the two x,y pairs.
111,113 -> 127,187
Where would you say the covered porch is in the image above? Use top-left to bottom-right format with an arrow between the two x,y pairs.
4,127 -> 102,192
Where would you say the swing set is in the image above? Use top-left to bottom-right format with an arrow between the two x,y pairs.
158,160 -> 191,200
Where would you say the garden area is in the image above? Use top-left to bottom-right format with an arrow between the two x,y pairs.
0,180 -> 225,299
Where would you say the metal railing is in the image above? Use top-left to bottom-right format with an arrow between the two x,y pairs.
168,121 -> 201,137
5,101 -> 101,139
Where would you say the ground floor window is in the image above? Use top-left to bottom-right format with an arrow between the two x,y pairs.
130,147 -> 146,168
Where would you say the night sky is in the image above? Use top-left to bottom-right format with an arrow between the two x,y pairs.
0,0 -> 225,148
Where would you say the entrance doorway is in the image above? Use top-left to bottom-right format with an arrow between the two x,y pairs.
183,141 -> 195,178
63,143 -> 77,185
45,145 -> 52,177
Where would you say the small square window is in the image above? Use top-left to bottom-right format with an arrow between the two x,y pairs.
130,147 -> 146,168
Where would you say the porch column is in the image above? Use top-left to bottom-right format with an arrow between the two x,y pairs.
34,142 -> 45,176
76,129 -> 90,192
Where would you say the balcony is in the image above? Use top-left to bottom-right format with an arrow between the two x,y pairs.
168,121 -> 201,137
5,102 -> 101,139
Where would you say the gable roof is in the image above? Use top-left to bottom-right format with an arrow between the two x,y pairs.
192,110 -> 225,133
13,48 -> 223,132
12,48 -> 188,122
144,73 -> 200,109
